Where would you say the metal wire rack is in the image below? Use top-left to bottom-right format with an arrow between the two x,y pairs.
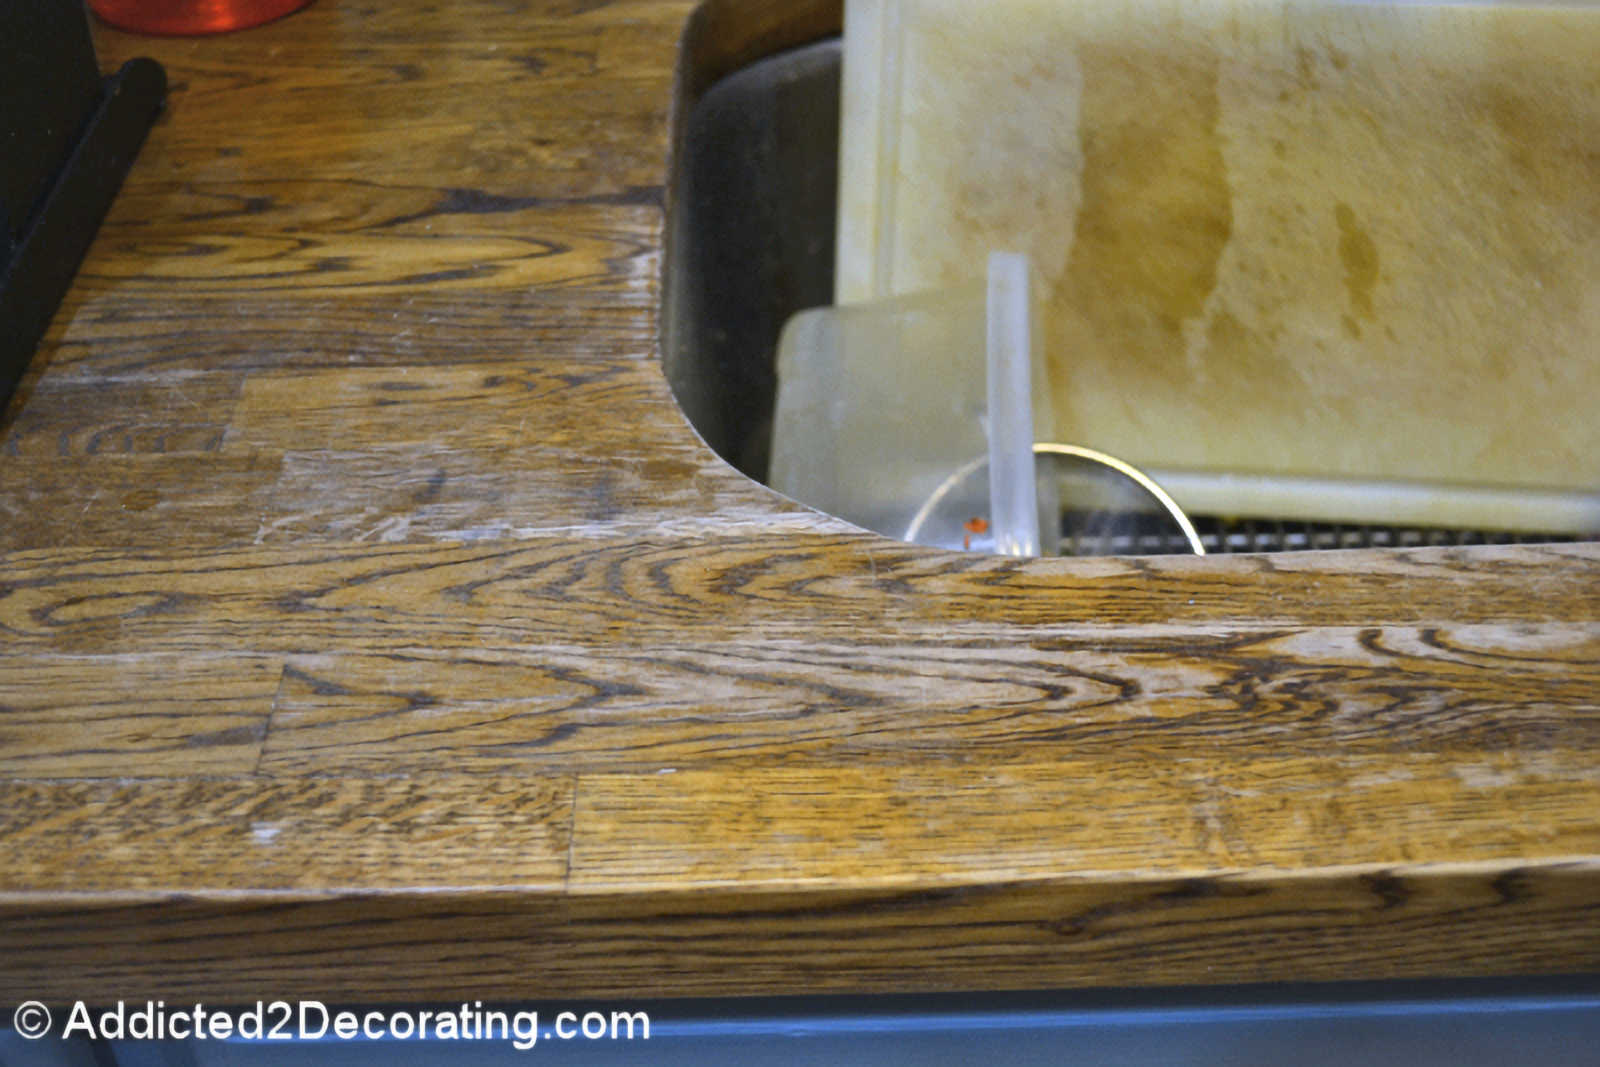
1058,511 -> 1588,557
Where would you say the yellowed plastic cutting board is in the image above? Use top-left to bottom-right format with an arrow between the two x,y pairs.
837,0 -> 1600,531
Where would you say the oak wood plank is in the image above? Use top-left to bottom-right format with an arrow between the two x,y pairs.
0,774 -> 572,893
0,541 -> 1591,657
553,864 -> 1600,996
135,13 -> 677,98
0,373 -> 240,458
3,863 -> 1597,1002
248,443 -> 816,544
254,624 -> 1599,774
84,191 -> 663,302
569,756 -> 1600,889
223,361 -> 690,453
30,187 -> 664,379
35,286 -> 661,378
95,4 -> 686,193
0,654 -> 279,777
0,454 -> 285,552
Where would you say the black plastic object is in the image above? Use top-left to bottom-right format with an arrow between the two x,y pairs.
0,1 -> 166,413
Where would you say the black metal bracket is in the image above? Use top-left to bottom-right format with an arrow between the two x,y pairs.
1,9 -> 166,415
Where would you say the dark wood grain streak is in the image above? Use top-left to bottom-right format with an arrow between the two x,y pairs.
0,0 -> 1594,1004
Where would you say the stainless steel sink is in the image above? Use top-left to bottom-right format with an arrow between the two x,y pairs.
663,38 -> 841,487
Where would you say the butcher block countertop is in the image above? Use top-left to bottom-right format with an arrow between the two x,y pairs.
1,0 -> 1597,1003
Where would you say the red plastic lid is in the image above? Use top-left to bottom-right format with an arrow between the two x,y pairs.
88,0 -> 315,35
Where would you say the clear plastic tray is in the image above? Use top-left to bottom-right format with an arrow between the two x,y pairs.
770,252 -> 1050,555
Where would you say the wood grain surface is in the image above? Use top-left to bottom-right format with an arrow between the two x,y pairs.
0,0 -> 1595,1004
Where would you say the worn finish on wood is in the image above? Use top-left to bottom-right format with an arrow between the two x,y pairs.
0,774 -> 572,893
0,0 -> 1596,1003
